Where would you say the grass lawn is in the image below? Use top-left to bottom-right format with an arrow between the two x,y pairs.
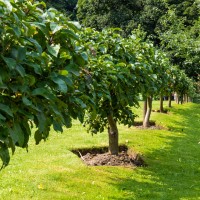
0,101 -> 200,200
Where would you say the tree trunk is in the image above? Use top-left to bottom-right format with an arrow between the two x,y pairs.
160,94 -> 164,113
184,94 -> 188,103
143,96 -> 152,128
180,94 -> 183,104
107,113 -> 118,155
168,94 -> 172,107
175,92 -> 179,104
177,93 -> 180,104
143,98 -> 147,122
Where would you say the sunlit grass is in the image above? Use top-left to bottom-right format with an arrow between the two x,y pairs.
0,101 -> 200,199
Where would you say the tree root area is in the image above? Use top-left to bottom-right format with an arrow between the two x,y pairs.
71,145 -> 145,167
134,121 -> 166,130
152,109 -> 168,113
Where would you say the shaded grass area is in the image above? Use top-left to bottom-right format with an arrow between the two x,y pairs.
0,101 -> 200,199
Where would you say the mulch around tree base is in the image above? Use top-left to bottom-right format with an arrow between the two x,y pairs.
134,121 -> 166,130
152,109 -> 168,113
71,145 -> 146,167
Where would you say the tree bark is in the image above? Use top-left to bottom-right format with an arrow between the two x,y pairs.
143,96 -> 152,128
186,95 -> 189,103
168,94 -> 172,107
160,94 -> 164,113
180,94 -> 183,104
176,93 -> 180,104
143,98 -> 147,122
184,94 -> 188,103
107,113 -> 118,155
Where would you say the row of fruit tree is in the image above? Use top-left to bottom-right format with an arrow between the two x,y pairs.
0,0 -> 195,168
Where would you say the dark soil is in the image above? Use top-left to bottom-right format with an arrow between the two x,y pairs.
152,109 -> 168,114
134,121 -> 156,126
71,145 -> 146,167
134,121 -> 166,130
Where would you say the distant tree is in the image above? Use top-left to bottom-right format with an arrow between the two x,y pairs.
42,0 -> 78,20
156,8 -> 200,80
77,0 -> 200,79
77,0 -> 143,36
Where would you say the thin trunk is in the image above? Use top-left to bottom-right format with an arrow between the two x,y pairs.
180,94 -> 183,104
168,95 -> 172,107
143,96 -> 152,128
143,98 -> 147,122
186,95 -> 189,103
185,94 -> 188,103
177,93 -> 180,104
107,113 -> 118,155
160,94 -> 164,113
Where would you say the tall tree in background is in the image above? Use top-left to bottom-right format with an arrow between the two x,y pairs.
42,0 -> 77,20
77,0 -> 143,36
77,0 -> 200,80
156,6 -> 200,81
77,0 -> 168,37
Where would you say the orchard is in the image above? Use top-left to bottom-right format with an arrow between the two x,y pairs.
0,0 -> 196,168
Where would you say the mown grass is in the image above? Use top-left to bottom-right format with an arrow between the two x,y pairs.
0,101 -> 200,200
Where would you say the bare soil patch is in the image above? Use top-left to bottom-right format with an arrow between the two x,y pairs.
71,145 -> 146,167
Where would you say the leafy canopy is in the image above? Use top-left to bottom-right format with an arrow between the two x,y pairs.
0,0 -> 87,168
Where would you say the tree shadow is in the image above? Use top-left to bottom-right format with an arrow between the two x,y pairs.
110,103 -> 200,199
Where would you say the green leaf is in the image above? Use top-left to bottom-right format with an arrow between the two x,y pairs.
68,21 -> 81,29
81,52 -> 88,62
0,104 -> 13,117
30,22 -> 48,36
11,46 -> 26,61
60,51 -> 72,60
34,130 -> 43,145
152,74 -> 157,79
75,98 -> 87,109
59,70 -> 68,76
61,29 -> 79,40
65,77 -> 73,86
22,97 -> 32,106
51,76 -> 68,93
47,44 -> 60,57
0,113 -> 6,121
8,137 -> 15,155
16,65 -> 26,77
53,120 -> 63,132
32,88 -> 55,100
26,63 -> 42,75
27,75 -> 36,86
65,63 -> 80,76
50,22 -> 63,34
0,76 -> 3,86
13,26 -> 21,38
36,112 -> 47,133
74,54 -> 86,65
26,38 -> 43,54
9,123 -> 24,147
2,56 -> 16,70
0,144 -> 10,169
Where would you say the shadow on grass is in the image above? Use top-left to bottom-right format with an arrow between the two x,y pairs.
110,103 -> 200,200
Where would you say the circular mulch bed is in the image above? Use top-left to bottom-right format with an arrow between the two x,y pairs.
71,145 -> 146,167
